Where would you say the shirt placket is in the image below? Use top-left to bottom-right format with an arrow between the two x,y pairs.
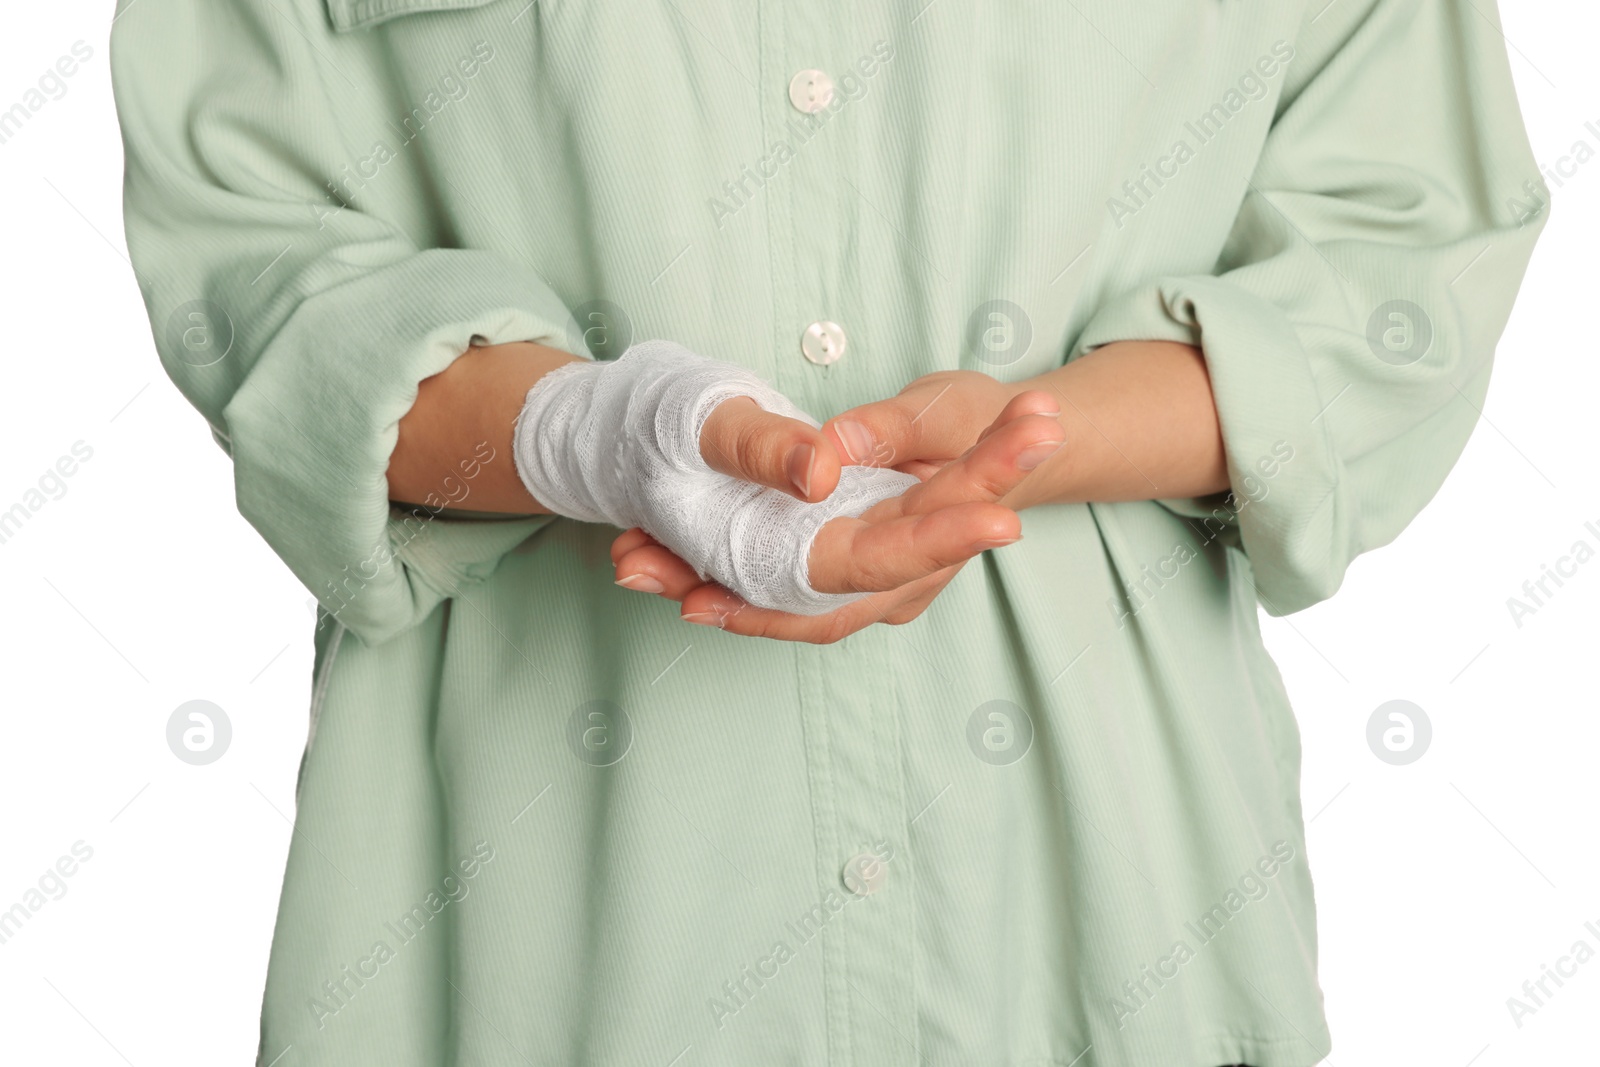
811,624 -> 920,1067
757,3 -> 918,1064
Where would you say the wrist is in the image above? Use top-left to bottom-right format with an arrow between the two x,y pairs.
991,374 -> 1076,511
997,340 -> 1226,510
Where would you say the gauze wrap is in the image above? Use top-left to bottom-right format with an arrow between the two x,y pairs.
511,339 -> 920,615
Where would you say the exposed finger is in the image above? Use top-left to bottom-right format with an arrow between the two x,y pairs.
613,541 -> 703,598
822,374 -> 1023,469
823,395 -> 930,469
894,411 -> 1063,517
806,501 -> 1021,594
677,569 -> 955,643
894,459 -> 945,482
609,526 -> 658,566
972,388 -> 1061,447
699,396 -> 842,502
678,585 -> 866,643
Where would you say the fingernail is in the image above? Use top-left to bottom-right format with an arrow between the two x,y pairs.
615,574 -> 664,594
787,443 -> 814,498
1016,440 -> 1065,471
682,611 -> 723,628
835,420 -> 875,464
973,536 -> 1021,551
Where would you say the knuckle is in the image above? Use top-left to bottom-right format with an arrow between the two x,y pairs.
888,408 -> 923,450
972,467 -> 1014,500
818,614 -> 855,645
731,416 -> 773,477
850,552 -> 901,592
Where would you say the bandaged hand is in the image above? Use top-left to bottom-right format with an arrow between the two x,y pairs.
511,340 -> 920,614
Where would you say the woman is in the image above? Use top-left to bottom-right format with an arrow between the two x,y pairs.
111,1 -> 1544,1064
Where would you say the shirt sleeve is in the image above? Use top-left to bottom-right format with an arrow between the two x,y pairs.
111,0 -> 574,647
1069,0 -> 1548,616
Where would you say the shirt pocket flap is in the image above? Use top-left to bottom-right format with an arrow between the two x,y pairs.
325,0 -> 502,32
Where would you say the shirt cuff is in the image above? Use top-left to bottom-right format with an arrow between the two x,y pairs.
223,247 -> 571,646
1070,277 -> 1345,615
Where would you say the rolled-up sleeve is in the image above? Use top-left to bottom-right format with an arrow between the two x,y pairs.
1071,0 -> 1547,615
111,0 -> 573,646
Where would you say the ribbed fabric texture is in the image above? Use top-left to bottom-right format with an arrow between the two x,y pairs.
110,1 -> 1545,1064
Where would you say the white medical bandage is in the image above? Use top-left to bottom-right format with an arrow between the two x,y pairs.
511,340 -> 920,615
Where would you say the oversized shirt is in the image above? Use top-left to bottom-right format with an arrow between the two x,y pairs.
110,1 -> 1545,1064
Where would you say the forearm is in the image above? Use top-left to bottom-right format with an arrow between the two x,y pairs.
388,337 -> 1224,521
1000,340 -> 1228,511
388,340 -> 583,515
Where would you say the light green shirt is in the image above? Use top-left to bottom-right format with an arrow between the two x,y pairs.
111,1 -> 1544,1064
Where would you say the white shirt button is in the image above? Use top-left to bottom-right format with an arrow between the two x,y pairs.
801,321 -> 847,366
842,851 -> 887,897
788,69 -> 835,114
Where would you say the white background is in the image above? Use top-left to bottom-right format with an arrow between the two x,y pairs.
0,3 -> 1595,1065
